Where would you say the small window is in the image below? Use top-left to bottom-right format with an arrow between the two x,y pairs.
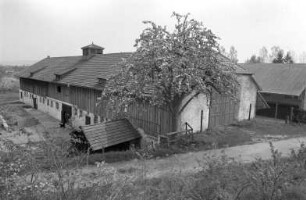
43,98 -> 45,104
51,101 -> 53,107
47,99 -> 49,106
56,102 -> 59,110
57,86 -> 61,93
94,115 -> 98,124
85,116 -> 91,125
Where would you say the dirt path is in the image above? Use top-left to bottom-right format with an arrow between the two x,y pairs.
78,136 -> 306,179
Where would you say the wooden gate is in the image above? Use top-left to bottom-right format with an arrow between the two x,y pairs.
208,91 -> 238,129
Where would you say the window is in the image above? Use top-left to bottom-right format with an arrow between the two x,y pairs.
55,75 -> 61,81
47,99 -> 49,106
57,86 -> 61,93
79,110 -> 83,118
74,107 -> 78,115
51,101 -> 53,107
56,102 -> 59,110
94,115 -> 98,124
85,116 -> 91,125
43,98 -> 45,104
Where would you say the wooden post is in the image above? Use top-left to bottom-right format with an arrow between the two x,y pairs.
200,110 -> 203,132
290,107 -> 294,122
248,104 -> 252,121
275,103 -> 278,119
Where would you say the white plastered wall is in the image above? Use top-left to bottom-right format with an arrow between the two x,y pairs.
236,75 -> 258,121
19,89 -> 100,128
177,91 -> 210,132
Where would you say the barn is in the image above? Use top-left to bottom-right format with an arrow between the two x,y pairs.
243,63 -> 306,120
18,43 -> 260,141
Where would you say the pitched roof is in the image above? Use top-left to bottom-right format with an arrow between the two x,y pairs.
242,63 -> 306,96
18,51 -> 255,91
18,53 -> 132,90
81,119 -> 140,150
81,43 -> 104,49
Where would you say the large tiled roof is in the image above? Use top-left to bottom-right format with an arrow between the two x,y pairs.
18,51 -> 255,91
81,119 -> 140,150
18,53 -> 132,90
242,63 -> 306,96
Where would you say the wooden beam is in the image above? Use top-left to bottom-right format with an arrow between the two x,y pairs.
275,103 -> 278,118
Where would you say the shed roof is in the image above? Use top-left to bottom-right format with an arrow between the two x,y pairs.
242,63 -> 306,96
81,119 -> 140,151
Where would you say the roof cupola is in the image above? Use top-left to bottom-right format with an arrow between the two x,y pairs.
81,42 -> 104,56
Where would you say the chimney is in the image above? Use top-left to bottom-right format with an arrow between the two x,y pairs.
81,42 -> 104,56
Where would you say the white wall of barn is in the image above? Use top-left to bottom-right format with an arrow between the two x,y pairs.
236,75 -> 258,121
19,89 -> 99,128
177,91 -> 210,133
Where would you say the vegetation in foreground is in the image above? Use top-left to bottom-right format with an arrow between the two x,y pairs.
1,138 -> 306,200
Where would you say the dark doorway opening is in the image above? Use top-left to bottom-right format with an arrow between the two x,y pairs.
33,97 -> 38,109
61,104 -> 72,127
85,116 -> 91,125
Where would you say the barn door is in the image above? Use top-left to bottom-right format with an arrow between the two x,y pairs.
208,91 -> 238,129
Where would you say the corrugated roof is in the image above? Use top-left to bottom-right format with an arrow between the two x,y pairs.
18,53 -> 132,89
242,63 -> 306,96
81,119 -> 140,150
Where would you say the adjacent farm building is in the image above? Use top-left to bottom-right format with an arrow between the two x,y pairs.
243,63 -> 306,119
18,43 -> 259,143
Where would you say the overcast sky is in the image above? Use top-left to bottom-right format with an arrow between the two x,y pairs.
1,0 -> 306,65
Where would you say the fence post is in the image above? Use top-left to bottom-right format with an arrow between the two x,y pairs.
248,104 -> 252,121
200,110 -> 203,132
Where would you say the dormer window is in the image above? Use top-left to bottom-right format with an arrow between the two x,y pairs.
97,78 -> 106,85
55,74 -> 61,81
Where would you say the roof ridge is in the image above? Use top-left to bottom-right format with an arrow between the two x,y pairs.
47,55 -> 83,59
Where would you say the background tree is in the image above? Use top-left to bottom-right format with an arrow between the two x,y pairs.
104,12 -> 238,128
246,55 -> 262,63
272,49 -> 285,63
219,46 -> 239,63
258,46 -> 268,63
228,46 -> 238,63
272,49 -> 294,64
299,51 -> 306,63
270,46 -> 282,62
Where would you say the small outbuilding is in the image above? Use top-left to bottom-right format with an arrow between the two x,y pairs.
81,118 -> 141,151
243,63 -> 306,119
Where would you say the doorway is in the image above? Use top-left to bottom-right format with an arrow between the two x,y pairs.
61,104 -> 72,126
33,97 -> 38,109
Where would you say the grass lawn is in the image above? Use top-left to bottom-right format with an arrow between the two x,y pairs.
0,90 -> 19,104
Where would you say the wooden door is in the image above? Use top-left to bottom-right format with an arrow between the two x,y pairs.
209,91 -> 238,129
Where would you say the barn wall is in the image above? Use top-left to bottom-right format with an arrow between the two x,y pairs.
19,89 -> 100,128
177,91 -> 210,132
237,75 -> 257,121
